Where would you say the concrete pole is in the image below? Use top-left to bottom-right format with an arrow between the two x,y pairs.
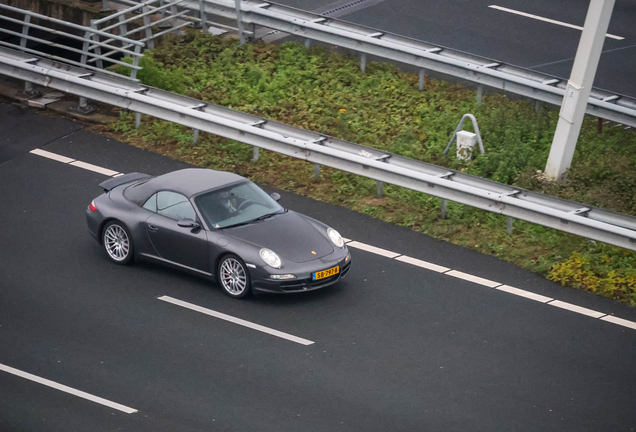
544,0 -> 615,180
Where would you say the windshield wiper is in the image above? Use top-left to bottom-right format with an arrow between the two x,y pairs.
216,209 -> 285,230
252,210 -> 283,222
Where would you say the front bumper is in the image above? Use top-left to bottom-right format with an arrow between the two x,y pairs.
250,253 -> 351,293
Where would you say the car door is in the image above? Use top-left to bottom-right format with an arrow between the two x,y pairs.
144,191 -> 210,274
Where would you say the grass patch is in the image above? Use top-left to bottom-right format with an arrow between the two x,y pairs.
109,31 -> 636,305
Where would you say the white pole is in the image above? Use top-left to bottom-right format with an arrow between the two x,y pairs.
544,0 -> 615,180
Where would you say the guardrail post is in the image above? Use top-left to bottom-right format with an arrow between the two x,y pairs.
131,44 -> 142,80
101,0 -> 110,12
171,1 -> 179,34
118,14 -> 127,38
89,20 -> 103,69
135,112 -> 142,129
142,5 -> 154,50
507,216 -> 513,234
377,181 -> 383,199
198,0 -> 208,32
234,0 -> 246,45
476,85 -> 483,103
80,28 -> 91,67
597,118 -> 603,134
535,100 -> 542,113
70,96 -> 96,115
360,53 -> 367,72
441,199 -> 447,219
314,163 -> 320,177
252,147 -> 259,161
419,69 -> 425,92
158,0 -> 170,29
193,129 -> 200,144
19,14 -> 30,49
305,39 -> 311,48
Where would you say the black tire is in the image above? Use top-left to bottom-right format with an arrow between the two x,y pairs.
102,220 -> 134,265
218,254 -> 251,299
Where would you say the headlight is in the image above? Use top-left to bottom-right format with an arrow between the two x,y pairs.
259,248 -> 282,268
270,274 -> 296,280
327,228 -> 344,248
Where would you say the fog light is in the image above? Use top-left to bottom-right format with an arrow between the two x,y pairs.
270,274 -> 297,280
345,253 -> 351,263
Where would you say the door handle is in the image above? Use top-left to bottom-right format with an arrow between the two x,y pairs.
148,224 -> 159,232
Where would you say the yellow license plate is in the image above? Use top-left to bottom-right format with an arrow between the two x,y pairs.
313,266 -> 339,281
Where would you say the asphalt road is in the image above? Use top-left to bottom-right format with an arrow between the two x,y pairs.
1,104 -> 636,431
273,0 -> 636,98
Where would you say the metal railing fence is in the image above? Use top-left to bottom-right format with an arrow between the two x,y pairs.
2,46 -> 636,252
99,0 -> 253,41
161,0 -> 636,128
0,3 -> 144,79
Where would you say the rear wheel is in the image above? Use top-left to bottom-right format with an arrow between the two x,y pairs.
218,255 -> 251,299
102,221 -> 134,265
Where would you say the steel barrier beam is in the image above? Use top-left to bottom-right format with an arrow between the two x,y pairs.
2,47 -> 636,251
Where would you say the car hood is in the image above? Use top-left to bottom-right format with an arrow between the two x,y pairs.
224,211 -> 334,263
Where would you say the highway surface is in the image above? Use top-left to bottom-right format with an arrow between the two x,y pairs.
273,0 -> 636,98
1,103 -> 636,431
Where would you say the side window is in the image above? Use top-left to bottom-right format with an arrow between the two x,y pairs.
143,193 -> 157,212
157,191 -> 196,221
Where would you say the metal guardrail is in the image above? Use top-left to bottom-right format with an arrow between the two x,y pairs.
168,0 -> 636,128
2,46 -> 636,251
0,3 -> 145,79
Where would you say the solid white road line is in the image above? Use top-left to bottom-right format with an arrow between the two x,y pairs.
395,255 -> 450,273
0,363 -> 138,414
70,160 -> 120,177
347,241 -> 401,258
496,285 -> 553,303
30,148 -> 75,164
488,5 -> 625,40
444,270 -> 501,288
548,300 -> 606,318
601,315 -> 636,330
158,296 -> 315,345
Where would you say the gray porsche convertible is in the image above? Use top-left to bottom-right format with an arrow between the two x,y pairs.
86,168 -> 351,298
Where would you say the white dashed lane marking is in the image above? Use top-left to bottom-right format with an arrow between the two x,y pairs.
0,363 -> 138,414
70,160 -> 119,177
488,5 -> 625,40
444,270 -> 501,288
547,300 -> 607,319
29,148 -> 636,332
601,315 -> 636,330
30,149 -> 121,177
346,241 -> 401,258
30,148 -> 75,164
496,285 -> 553,303
395,255 -> 450,273
158,296 -> 315,345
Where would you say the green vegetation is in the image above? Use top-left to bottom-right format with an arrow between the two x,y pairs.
111,31 -> 636,305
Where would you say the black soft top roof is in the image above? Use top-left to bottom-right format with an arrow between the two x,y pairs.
124,168 -> 245,205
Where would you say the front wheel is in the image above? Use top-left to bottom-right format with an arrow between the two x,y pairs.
102,221 -> 134,265
218,255 -> 251,299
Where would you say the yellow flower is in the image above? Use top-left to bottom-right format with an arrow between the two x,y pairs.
339,108 -> 346,113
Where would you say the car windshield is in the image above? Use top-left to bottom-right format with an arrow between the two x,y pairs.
194,180 -> 283,229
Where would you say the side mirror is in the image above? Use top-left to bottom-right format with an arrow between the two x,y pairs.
178,218 -> 200,228
271,192 -> 281,202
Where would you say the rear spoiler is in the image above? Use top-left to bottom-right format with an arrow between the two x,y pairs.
99,172 -> 151,192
